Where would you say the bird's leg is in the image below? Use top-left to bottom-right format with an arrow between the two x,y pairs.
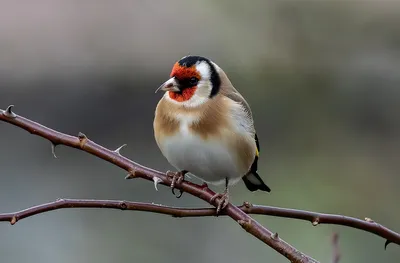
166,170 -> 188,198
210,178 -> 230,214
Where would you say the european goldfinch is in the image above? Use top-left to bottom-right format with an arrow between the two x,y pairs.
154,55 -> 270,212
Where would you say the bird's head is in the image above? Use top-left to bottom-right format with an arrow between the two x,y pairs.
156,55 -> 221,107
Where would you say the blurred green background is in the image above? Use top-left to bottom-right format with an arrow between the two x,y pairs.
1,1 -> 399,262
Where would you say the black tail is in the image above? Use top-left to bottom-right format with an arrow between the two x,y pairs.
242,172 -> 271,192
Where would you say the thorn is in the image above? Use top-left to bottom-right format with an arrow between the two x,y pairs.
312,218 -> 320,226
125,169 -> 136,179
119,201 -> 128,210
78,132 -> 87,140
78,132 -> 87,148
243,201 -> 252,208
51,143 -> 58,158
114,144 -> 127,156
384,240 -> 392,250
153,176 -> 162,191
10,216 -> 17,225
365,217 -> 374,223
4,105 -> 16,118
271,232 -> 279,240
238,218 -> 252,231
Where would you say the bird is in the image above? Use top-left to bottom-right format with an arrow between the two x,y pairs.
154,55 -> 271,213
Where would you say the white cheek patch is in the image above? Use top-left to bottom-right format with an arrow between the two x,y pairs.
196,62 -> 211,80
195,80 -> 212,97
195,61 -> 214,99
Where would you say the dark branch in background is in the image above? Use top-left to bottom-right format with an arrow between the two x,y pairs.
0,105 -> 318,263
0,106 -> 399,261
331,233 -> 341,263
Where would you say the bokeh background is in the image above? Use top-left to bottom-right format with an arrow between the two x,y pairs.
1,1 -> 400,262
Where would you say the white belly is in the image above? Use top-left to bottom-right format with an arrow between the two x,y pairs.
160,132 -> 244,186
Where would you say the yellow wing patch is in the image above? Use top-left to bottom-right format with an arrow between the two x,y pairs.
255,133 -> 260,158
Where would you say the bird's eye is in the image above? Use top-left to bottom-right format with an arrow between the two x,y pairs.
189,77 -> 199,86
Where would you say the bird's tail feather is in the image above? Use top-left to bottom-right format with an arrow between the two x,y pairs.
242,172 -> 271,192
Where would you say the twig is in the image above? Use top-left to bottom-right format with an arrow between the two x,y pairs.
0,198 -> 398,250
0,199 -> 219,224
331,233 -> 341,263
245,205 -> 400,247
0,106 -> 319,263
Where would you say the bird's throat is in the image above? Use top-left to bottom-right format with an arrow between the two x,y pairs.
169,87 -> 197,102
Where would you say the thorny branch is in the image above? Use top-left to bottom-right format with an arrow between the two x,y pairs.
0,105 -> 399,261
0,105 -> 318,263
1,198 -> 399,250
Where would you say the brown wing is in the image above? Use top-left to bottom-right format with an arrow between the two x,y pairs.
220,87 -> 261,165
221,88 -> 254,119
213,64 -> 270,191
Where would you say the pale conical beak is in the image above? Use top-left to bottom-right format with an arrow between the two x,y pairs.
155,77 -> 180,93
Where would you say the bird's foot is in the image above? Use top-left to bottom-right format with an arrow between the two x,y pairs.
166,170 -> 188,198
210,191 -> 229,214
